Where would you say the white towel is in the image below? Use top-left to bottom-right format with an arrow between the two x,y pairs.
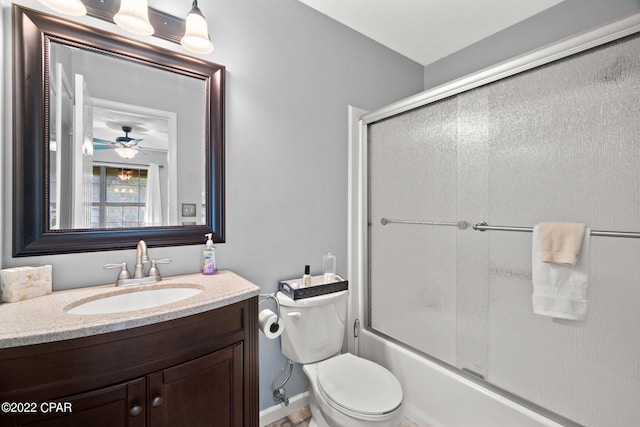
532,225 -> 590,320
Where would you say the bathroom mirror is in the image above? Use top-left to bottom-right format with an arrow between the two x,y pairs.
13,5 -> 225,256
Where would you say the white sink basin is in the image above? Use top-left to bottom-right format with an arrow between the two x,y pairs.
66,287 -> 202,315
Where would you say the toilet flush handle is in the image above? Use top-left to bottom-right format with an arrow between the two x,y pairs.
287,312 -> 302,318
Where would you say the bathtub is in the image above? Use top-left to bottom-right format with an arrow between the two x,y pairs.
359,330 -> 570,427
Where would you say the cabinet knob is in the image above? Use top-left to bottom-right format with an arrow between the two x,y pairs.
129,405 -> 143,417
152,396 -> 164,407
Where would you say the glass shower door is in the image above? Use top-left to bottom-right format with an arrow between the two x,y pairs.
368,97 -> 470,368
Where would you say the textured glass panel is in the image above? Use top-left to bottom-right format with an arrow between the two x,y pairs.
369,97 -> 458,365
484,33 -> 640,426
454,87 -> 491,378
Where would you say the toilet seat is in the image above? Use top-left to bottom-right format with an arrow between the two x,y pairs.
316,353 -> 403,417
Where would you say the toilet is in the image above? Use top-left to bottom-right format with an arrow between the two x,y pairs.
276,290 -> 404,427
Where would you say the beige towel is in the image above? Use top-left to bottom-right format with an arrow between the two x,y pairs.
539,222 -> 586,266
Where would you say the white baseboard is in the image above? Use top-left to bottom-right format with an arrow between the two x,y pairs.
259,392 -> 309,427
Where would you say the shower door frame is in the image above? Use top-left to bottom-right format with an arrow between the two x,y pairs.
347,9 -> 640,423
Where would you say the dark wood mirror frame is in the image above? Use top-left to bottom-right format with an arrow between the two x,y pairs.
12,5 -> 225,257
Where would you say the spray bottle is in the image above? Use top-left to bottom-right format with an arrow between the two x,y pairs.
202,233 -> 218,275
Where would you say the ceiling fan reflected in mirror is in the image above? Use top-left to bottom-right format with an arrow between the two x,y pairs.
93,125 -> 146,159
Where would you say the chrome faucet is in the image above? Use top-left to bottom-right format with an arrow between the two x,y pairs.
133,240 -> 150,279
104,240 -> 171,286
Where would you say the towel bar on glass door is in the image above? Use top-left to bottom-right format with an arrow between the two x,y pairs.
473,222 -> 640,239
380,218 -> 469,230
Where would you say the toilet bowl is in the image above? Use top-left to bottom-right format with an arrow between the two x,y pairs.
304,353 -> 404,427
276,290 -> 405,426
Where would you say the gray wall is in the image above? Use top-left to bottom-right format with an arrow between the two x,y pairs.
424,0 -> 640,89
0,0 -> 424,411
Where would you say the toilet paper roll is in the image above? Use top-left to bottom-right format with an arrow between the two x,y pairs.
258,309 -> 284,339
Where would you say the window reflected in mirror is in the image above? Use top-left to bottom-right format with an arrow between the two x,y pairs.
92,166 -> 148,229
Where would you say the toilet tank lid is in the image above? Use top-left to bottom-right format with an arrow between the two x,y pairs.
276,290 -> 347,307
317,353 -> 403,415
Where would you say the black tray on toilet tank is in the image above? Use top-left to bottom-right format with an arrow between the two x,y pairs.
278,275 -> 348,300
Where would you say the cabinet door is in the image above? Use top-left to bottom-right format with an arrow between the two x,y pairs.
148,343 -> 243,427
14,378 -> 145,427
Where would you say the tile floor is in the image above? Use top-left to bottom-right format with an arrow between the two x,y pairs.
265,406 -> 420,427
265,406 -> 311,427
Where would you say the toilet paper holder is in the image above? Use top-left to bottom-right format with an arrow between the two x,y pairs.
259,293 -> 282,326
260,293 -> 293,406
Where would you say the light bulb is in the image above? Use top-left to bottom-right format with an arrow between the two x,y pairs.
115,147 -> 138,159
39,0 -> 87,16
114,0 -> 154,36
181,1 -> 214,54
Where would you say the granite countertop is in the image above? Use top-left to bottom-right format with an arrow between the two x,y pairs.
0,270 -> 260,349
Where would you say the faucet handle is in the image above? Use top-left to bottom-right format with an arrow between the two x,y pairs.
148,259 -> 171,281
104,262 -> 131,285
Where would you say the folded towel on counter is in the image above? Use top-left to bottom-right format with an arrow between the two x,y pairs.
532,225 -> 590,320
539,222 -> 586,265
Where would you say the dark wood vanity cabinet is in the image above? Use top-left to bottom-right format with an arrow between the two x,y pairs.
12,378 -> 146,427
147,343 -> 244,427
0,297 -> 258,427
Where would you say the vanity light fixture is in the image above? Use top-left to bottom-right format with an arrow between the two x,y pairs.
38,0 -> 87,16
114,0 -> 155,36
181,0 -> 214,54
52,0 -> 214,56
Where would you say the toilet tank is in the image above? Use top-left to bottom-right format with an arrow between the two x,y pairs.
276,290 -> 348,364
